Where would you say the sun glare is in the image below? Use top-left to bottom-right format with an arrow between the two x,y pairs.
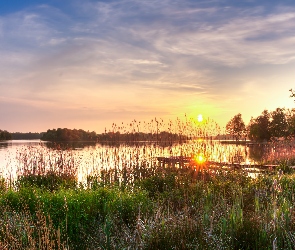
194,154 -> 206,164
197,114 -> 203,122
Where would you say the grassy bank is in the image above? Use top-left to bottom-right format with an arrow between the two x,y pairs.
1,163 -> 295,249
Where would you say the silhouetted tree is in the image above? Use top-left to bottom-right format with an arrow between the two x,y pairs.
11,132 -> 43,140
41,128 -> 98,142
285,108 -> 295,138
225,113 -> 246,141
269,108 -> 288,138
0,130 -> 12,140
248,110 -> 271,141
289,89 -> 295,99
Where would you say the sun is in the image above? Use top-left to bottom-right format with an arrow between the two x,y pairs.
197,114 -> 203,122
193,154 -> 206,164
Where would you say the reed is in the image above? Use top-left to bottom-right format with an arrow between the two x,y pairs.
1,117 -> 295,249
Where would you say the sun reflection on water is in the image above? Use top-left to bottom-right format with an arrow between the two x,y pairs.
2,139 -> 295,184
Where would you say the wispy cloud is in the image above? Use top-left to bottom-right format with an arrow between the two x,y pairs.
1,0 -> 295,131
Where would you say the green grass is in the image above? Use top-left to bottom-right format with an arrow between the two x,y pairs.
4,116 -> 295,249
1,166 -> 295,249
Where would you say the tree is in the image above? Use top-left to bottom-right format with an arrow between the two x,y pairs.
40,128 -> 98,141
11,132 -> 43,140
289,89 -> 295,99
247,110 -> 271,141
269,108 -> 288,138
0,130 -> 12,140
225,113 -> 246,141
285,108 -> 295,138
288,89 -> 295,138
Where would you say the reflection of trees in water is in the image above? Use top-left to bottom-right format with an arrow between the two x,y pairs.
0,142 -> 10,150
248,144 -> 266,162
7,139 -> 295,185
45,141 -> 97,150
99,140 -> 180,148
45,140 -> 183,150
247,140 -> 295,164
45,140 -> 286,165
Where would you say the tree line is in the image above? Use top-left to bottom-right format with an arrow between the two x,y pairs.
0,130 -> 11,140
41,128 -> 97,141
226,107 -> 295,141
1,128 -> 187,143
11,132 -> 44,140
0,131 -> 44,140
41,128 -> 189,143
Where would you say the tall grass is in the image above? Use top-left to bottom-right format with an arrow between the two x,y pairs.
1,117 -> 295,249
3,167 -> 295,249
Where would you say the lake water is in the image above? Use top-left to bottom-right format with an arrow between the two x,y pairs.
0,139 -> 294,183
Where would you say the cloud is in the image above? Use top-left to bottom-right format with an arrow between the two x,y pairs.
2,1 -> 294,91
134,7 -> 295,66
1,0 -> 295,131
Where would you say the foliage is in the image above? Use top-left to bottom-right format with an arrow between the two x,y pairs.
17,172 -> 77,192
269,108 -> 288,138
248,110 -> 271,141
137,173 -> 177,197
0,206 -> 67,249
286,108 -> 295,138
0,178 -> 6,193
11,132 -> 44,140
1,164 -> 295,249
41,128 -> 98,142
0,129 -> 11,140
0,185 -> 152,249
223,104 -> 293,142
225,113 -> 246,141
245,102 -> 295,141
4,111 -> 295,248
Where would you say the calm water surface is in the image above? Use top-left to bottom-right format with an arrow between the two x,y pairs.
0,140 -> 47,179
0,139 -> 293,182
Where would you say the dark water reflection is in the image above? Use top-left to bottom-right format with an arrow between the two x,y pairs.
45,141 -> 97,150
1,139 -> 295,184
0,140 -> 269,160
44,140 -> 183,149
0,142 -> 10,150
1,140 -> 295,175
247,143 -> 266,162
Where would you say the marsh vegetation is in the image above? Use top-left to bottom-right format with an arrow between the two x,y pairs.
1,116 -> 295,249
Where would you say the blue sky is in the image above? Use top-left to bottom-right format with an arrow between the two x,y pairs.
1,0 -> 295,132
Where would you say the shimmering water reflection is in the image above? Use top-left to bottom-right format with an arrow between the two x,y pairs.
1,140 -> 295,183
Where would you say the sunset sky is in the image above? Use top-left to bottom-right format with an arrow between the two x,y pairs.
1,0 -> 295,133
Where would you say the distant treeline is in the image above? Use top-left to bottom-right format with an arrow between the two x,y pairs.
41,128 -> 189,143
41,128 -> 97,141
0,130 -> 11,140
11,132 -> 44,140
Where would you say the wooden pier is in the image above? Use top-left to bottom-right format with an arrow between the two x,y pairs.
157,156 -> 192,168
156,156 -> 279,171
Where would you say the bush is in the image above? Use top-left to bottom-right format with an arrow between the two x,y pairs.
138,174 -> 176,197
